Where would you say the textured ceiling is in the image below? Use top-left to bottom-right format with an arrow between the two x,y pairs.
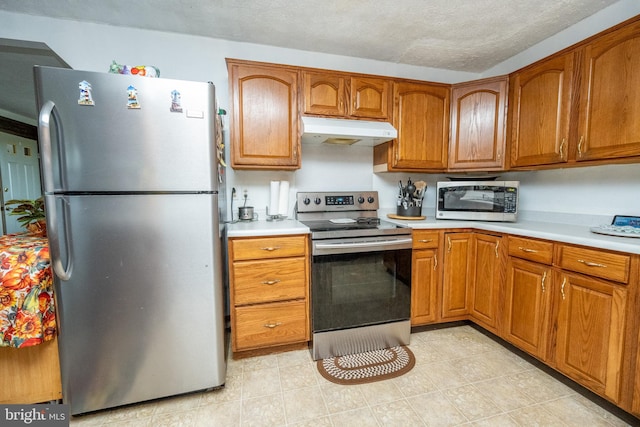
0,0 -> 622,120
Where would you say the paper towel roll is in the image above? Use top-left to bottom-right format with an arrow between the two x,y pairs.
269,181 -> 280,216
278,181 -> 289,216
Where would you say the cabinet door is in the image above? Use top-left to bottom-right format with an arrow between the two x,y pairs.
509,53 -> 574,167
228,62 -> 300,170
391,81 -> 449,170
302,72 -> 346,116
441,233 -> 472,319
577,20 -> 640,162
470,234 -> 503,332
449,77 -> 508,171
504,258 -> 552,360
349,76 -> 390,119
555,272 -> 627,402
411,249 -> 439,325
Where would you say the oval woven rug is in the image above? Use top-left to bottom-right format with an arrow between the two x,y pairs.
317,346 -> 415,385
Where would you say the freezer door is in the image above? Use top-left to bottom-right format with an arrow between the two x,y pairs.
35,66 -> 217,193
50,194 -> 226,415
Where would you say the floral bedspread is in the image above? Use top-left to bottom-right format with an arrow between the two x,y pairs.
0,233 -> 55,348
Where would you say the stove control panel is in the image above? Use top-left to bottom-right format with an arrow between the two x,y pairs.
297,191 -> 379,212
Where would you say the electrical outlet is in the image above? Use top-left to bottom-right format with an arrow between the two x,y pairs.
231,187 -> 238,199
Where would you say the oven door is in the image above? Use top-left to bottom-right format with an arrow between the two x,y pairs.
311,236 -> 412,333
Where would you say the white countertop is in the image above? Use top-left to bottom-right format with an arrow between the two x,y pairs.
224,211 -> 640,255
226,219 -> 310,237
380,210 -> 640,255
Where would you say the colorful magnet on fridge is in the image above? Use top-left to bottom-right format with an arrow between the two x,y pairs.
170,90 -> 183,113
78,80 -> 94,106
127,85 -> 140,109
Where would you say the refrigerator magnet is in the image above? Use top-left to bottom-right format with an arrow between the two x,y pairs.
78,80 -> 94,106
127,85 -> 140,109
170,90 -> 183,113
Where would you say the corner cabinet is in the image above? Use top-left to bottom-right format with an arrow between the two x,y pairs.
469,233 -> 503,334
449,77 -> 508,171
441,232 -> 473,320
374,81 -> 450,172
227,59 -> 301,170
228,234 -> 310,354
576,19 -> 640,162
411,231 -> 441,325
509,53 -> 574,168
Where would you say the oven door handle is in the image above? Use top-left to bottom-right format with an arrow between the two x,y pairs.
315,238 -> 413,250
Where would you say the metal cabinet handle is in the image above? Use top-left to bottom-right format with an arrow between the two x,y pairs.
577,259 -> 607,268
434,254 -> 438,270
418,239 -> 433,243
264,322 -> 282,329
262,279 -> 281,285
518,247 -> 538,253
261,246 -> 281,252
447,236 -> 452,253
561,277 -> 567,300
541,271 -> 547,293
559,138 -> 566,159
494,241 -> 500,258
578,136 -> 584,157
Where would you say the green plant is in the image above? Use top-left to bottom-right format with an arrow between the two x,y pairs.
5,197 -> 46,228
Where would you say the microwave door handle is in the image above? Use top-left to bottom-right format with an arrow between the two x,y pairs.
315,238 -> 413,250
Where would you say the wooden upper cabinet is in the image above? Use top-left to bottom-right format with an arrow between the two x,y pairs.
227,60 -> 300,170
302,72 -> 390,120
381,81 -> 449,171
350,76 -> 390,119
577,20 -> 640,162
303,72 -> 346,116
509,53 -> 574,168
449,76 -> 508,171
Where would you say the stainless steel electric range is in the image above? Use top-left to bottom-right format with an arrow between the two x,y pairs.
296,191 -> 412,360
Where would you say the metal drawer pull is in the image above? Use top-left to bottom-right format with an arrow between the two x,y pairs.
577,259 -> 607,268
434,254 -> 438,270
418,239 -> 433,243
518,247 -> 538,253
495,241 -> 500,258
262,279 -> 281,285
541,271 -> 547,293
264,322 -> 282,329
261,246 -> 281,251
561,277 -> 566,300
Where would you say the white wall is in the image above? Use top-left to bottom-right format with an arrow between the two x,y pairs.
1,5 -> 639,222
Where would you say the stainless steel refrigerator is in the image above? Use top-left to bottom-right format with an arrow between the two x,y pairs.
34,66 -> 226,415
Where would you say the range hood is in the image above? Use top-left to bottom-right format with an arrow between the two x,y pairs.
301,116 -> 397,146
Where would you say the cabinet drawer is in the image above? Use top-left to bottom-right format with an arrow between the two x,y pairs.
230,235 -> 307,260
557,245 -> 630,284
234,300 -> 308,350
233,258 -> 306,305
413,231 -> 440,249
508,236 -> 553,264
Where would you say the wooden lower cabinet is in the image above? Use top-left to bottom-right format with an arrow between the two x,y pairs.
441,232 -> 473,319
469,234 -> 503,333
555,271 -> 628,403
504,257 -> 552,360
411,231 -> 440,325
228,234 -> 310,354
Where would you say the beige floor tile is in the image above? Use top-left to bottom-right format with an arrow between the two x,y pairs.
424,359 -> 471,390
473,376 -> 535,412
151,408 -> 198,427
154,393 -> 201,415
447,354 -> 499,383
241,367 -> 281,399
330,407 -> 381,427
506,404 -> 569,426
505,369 -> 576,403
194,400 -> 241,427
407,390 -> 469,426
279,362 -> 319,391
277,348 -> 313,368
470,413 -> 519,426
357,379 -> 405,406
392,363 -> 439,397
282,385 -> 328,424
371,398 -> 425,426
442,384 -> 504,421
241,394 -> 286,427
200,372 -> 242,404
540,395 -> 613,426
319,382 -> 368,414
240,353 -> 279,372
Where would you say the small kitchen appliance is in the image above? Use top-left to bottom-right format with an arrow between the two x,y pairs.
436,180 -> 519,222
296,191 -> 412,360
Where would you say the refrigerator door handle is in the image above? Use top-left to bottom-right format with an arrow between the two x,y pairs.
44,194 -> 73,281
39,101 -> 73,281
38,100 -> 57,194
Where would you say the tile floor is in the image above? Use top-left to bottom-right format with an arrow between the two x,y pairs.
69,325 -> 637,426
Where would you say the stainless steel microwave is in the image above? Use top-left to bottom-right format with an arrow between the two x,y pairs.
436,181 -> 519,222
